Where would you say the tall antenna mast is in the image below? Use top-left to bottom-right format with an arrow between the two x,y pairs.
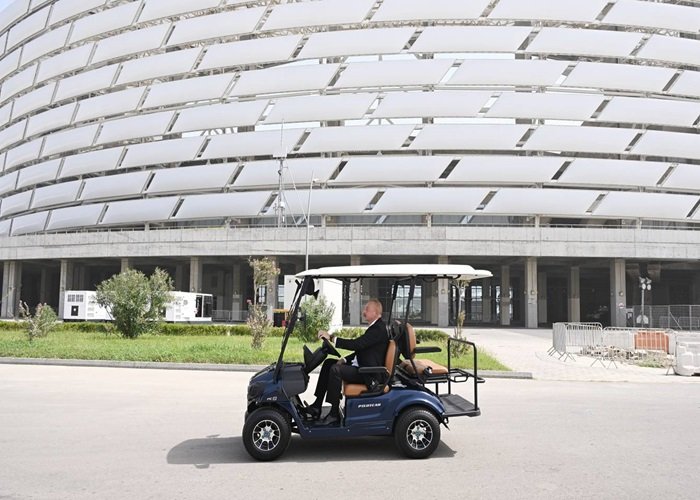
274,121 -> 287,228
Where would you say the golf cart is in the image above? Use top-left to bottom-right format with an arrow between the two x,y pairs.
242,264 -> 492,460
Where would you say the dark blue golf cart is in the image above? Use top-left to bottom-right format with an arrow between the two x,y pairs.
242,264 -> 492,460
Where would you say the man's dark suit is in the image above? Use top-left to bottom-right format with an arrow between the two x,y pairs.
314,318 -> 388,407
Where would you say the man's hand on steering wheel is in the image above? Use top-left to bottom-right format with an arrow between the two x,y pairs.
318,330 -> 341,357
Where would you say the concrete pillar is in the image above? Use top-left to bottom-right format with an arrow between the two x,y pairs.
189,257 -> 202,293
691,273 -> 700,304
610,258 -> 627,327
500,265 -> 511,326
437,256 -> 449,328
77,264 -> 87,290
231,263 -> 242,321
57,260 -> 73,319
524,257 -> 538,328
568,266 -> 581,322
39,268 -> 48,303
482,278 -> 492,323
2,261 -> 21,319
349,255 -> 361,325
175,264 -> 186,291
120,258 -> 131,272
537,271 -> 547,324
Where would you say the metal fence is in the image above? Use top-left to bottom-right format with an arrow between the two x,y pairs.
212,309 -> 248,322
630,305 -> 700,331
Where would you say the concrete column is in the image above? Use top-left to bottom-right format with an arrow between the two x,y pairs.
537,271 -> 547,324
231,263 -> 242,321
174,264 -> 185,291
39,268 -> 48,303
2,261 -> 21,319
482,278 -> 492,323
57,260 -> 73,319
568,266 -> 581,322
610,258 -> 627,327
120,258 -> 131,272
437,256 -> 449,328
691,273 -> 700,304
500,265 -> 511,326
77,264 -> 87,290
349,256 -> 361,325
189,257 -> 202,293
524,257 -> 538,328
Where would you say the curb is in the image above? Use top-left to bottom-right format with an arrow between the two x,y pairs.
0,357 -> 533,379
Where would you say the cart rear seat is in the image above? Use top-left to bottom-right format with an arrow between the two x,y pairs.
399,323 -> 448,376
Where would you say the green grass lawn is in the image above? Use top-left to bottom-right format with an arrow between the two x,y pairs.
0,329 -> 510,371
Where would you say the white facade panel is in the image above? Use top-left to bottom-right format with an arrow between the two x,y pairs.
594,192 -> 698,220
448,60 -> 569,87
96,111 -> 174,145
373,187 -> 489,214
490,0 -> 608,23
524,126 -> 638,155
664,165 -> 700,191
604,0 -> 700,34
559,159 -> 669,188
202,129 -> 305,159
488,93 -> 604,121
32,180 -> 81,208
0,119 -> 26,151
172,101 -> 267,133
54,65 -> 118,102
75,88 -> 144,123
637,36 -> 700,67
59,147 -> 123,178
265,94 -> 376,124
230,64 -> 339,97
671,71 -> 700,99
446,156 -> 564,184
7,6 -> 49,50
0,219 -> 9,237
299,125 -> 414,154
632,131 -> 700,161
298,28 -> 414,59
263,0 -> 375,30
598,97 -> 700,128
484,188 -> 600,216
42,124 -> 99,156
10,211 -> 48,235
0,0 -> 30,35
0,190 -> 32,217
411,124 -> 529,151
69,2 -> 140,43
333,156 -> 451,185
411,26 -> 531,53
0,48 -> 20,80
121,137 -> 205,168
49,0 -> 106,25
92,24 -> 170,64
266,188 -> 377,216
81,171 -> 150,201
372,0 -> 490,22
167,8 -> 265,46
139,0 -> 220,22
373,91 -> 490,119
101,197 -> 179,225
0,102 -> 10,128
11,82 -> 55,120
146,164 -> 237,194
36,43 -> 94,82
564,62 -> 676,94
333,60 -> 454,89
0,65 -> 37,102
116,48 -> 200,85
0,170 -> 18,195
174,191 -> 271,219
198,35 -> 301,70
234,158 -> 340,188
16,158 -> 60,188
26,102 -> 76,136
143,74 -> 233,109
47,203 -> 104,231
5,138 -> 42,169
19,23 -> 69,66
526,28 -> 642,59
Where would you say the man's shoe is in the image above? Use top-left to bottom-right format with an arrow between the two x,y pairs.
299,405 -> 321,420
319,412 -> 341,426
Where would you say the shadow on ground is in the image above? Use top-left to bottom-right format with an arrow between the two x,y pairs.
167,434 -> 456,465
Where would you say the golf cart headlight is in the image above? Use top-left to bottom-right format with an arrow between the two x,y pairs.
248,382 -> 263,400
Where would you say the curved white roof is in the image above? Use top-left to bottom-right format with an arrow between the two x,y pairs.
297,264 -> 492,281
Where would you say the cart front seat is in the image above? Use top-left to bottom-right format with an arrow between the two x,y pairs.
399,323 -> 448,376
343,339 -> 396,397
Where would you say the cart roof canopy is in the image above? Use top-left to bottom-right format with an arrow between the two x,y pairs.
296,264 -> 491,281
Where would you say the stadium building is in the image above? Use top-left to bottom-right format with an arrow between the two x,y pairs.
0,0 -> 699,328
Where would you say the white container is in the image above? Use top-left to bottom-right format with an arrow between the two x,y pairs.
63,291 -> 112,321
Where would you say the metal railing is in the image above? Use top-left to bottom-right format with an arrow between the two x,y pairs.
212,309 -> 248,322
631,305 -> 700,331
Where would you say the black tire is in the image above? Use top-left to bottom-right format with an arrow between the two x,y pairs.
394,407 -> 441,459
242,407 -> 292,461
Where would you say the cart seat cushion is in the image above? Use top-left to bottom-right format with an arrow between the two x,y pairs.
344,383 -> 390,397
400,358 -> 449,376
343,340 -> 396,397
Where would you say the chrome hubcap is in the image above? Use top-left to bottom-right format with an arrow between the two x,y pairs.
406,419 -> 433,450
253,419 -> 280,451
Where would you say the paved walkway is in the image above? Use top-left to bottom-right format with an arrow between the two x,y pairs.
464,327 -> 698,384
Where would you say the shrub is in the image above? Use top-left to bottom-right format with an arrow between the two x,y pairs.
19,302 -> 58,342
295,295 -> 336,342
247,257 -> 279,349
96,268 -> 174,339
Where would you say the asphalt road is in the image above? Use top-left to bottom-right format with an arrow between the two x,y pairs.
0,364 -> 698,500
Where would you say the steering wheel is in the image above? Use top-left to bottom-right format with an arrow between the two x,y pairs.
322,336 -> 341,358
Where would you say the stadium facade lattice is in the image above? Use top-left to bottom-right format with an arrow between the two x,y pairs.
1,0 -> 699,327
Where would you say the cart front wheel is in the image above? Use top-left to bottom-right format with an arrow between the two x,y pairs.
394,407 -> 441,459
242,407 -> 291,461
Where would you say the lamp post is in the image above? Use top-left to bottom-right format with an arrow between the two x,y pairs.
304,177 -> 318,270
638,276 -> 652,326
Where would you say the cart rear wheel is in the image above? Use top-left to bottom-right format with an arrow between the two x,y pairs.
394,407 -> 441,459
242,407 -> 291,461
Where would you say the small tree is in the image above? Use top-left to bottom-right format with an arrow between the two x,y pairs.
452,280 -> 471,356
96,268 -> 173,339
295,295 -> 336,343
247,257 -> 280,349
19,302 -> 57,342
